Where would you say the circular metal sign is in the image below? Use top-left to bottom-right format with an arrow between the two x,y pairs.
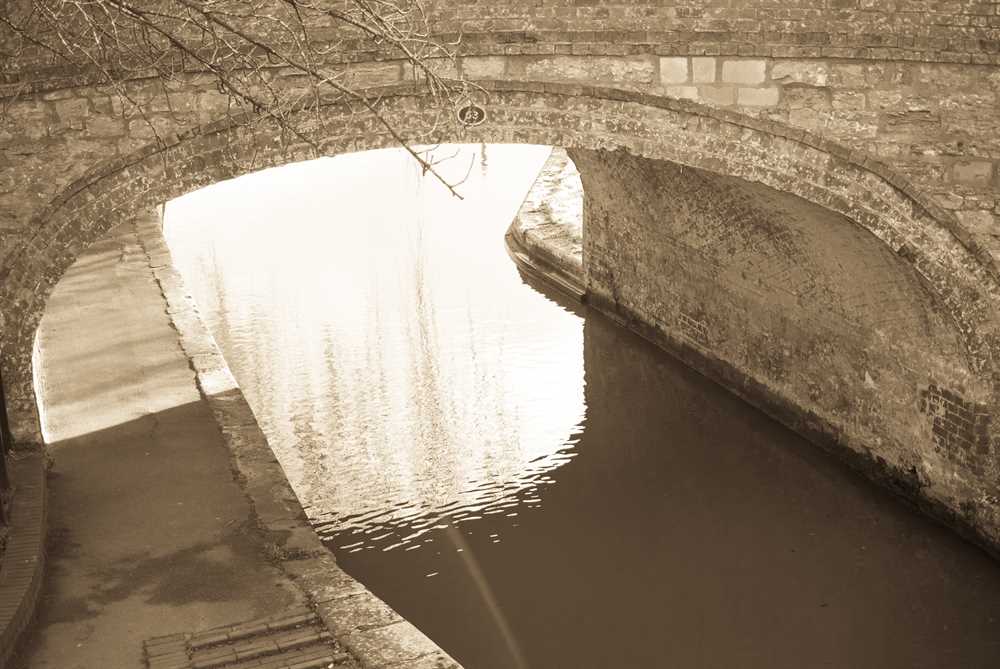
457,103 -> 486,127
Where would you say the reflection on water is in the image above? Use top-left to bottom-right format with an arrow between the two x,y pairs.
164,144 -> 585,543
165,144 -> 1000,669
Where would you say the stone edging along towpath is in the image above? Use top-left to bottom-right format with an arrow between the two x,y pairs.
0,452 -> 46,667
134,209 -> 461,669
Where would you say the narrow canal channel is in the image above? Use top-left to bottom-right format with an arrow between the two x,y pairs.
164,145 -> 1000,668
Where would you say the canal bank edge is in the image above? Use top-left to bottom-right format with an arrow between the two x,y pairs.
504,149 -> 585,302
506,149 -> 1000,563
134,210 -> 462,669
0,453 -> 46,667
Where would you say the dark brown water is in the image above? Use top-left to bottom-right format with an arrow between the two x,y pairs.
165,145 -> 1000,669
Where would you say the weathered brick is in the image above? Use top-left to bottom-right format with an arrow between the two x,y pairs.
831,90 -> 867,110
770,60 -> 829,86
523,55 -> 655,84
52,98 -> 89,122
829,63 -> 867,87
782,87 -> 829,110
953,160 -> 994,185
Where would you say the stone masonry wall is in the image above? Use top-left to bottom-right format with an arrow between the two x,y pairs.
2,83 -> 999,449
570,147 -> 1000,555
1,4 -> 999,551
6,0 -> 1000,81
3,53 -> 998,284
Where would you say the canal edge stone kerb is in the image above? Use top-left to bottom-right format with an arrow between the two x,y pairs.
3,79 -> 996,428
132,212 -> 462,669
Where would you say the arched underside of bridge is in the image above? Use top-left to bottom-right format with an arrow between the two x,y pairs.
4,82 -> 1000,553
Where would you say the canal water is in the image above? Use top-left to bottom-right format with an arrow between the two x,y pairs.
164,145 -> 1000,669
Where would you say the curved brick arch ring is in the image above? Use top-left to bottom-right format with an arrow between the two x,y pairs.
3,81 -> 999,443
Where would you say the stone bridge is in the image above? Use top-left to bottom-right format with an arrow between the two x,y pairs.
1,1 -> 1000,554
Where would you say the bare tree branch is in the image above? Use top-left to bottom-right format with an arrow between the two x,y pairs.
1,0 -> 484,197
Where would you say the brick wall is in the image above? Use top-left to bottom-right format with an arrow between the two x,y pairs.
571,147 -> 1000,554
2,82 -> 996,443
6,0 -> 1000,83
3,51 -> 998,279
0,3 -> 998,545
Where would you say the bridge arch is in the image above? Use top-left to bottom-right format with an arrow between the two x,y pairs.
6,80 -> 1000,550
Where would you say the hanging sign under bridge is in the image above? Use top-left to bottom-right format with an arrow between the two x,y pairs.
456,103 -> 486,127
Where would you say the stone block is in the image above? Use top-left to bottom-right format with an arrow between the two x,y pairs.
721,59 -> 766,85
665,86 -> 698,101
737,87 -> 779,107
4,100 -> 50,128
410,58 -> 455,82
956,209 -> 997,233
824,111 -> 879,139
770,60 -> 829,86
53,98 -> 90,122
659,57 -> 689,84
86,116 -> 127,138
523,56 -> 655,84
692,57 -> 717,83
782,87 -> 829,110
698,85 -> 735,106
832,91 -> 867,110
788,108 -> 821,130
462,56 -> 507,79
953,161 -> 994,186
867,90 -> 904,110
829,64 -> 867,87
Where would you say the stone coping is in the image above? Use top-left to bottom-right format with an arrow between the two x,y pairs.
133,212 -> 460,669
505,148 -> 585,301
0,452 -> 47,667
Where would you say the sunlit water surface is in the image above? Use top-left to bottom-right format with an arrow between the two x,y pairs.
165,145 -> 1000,669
